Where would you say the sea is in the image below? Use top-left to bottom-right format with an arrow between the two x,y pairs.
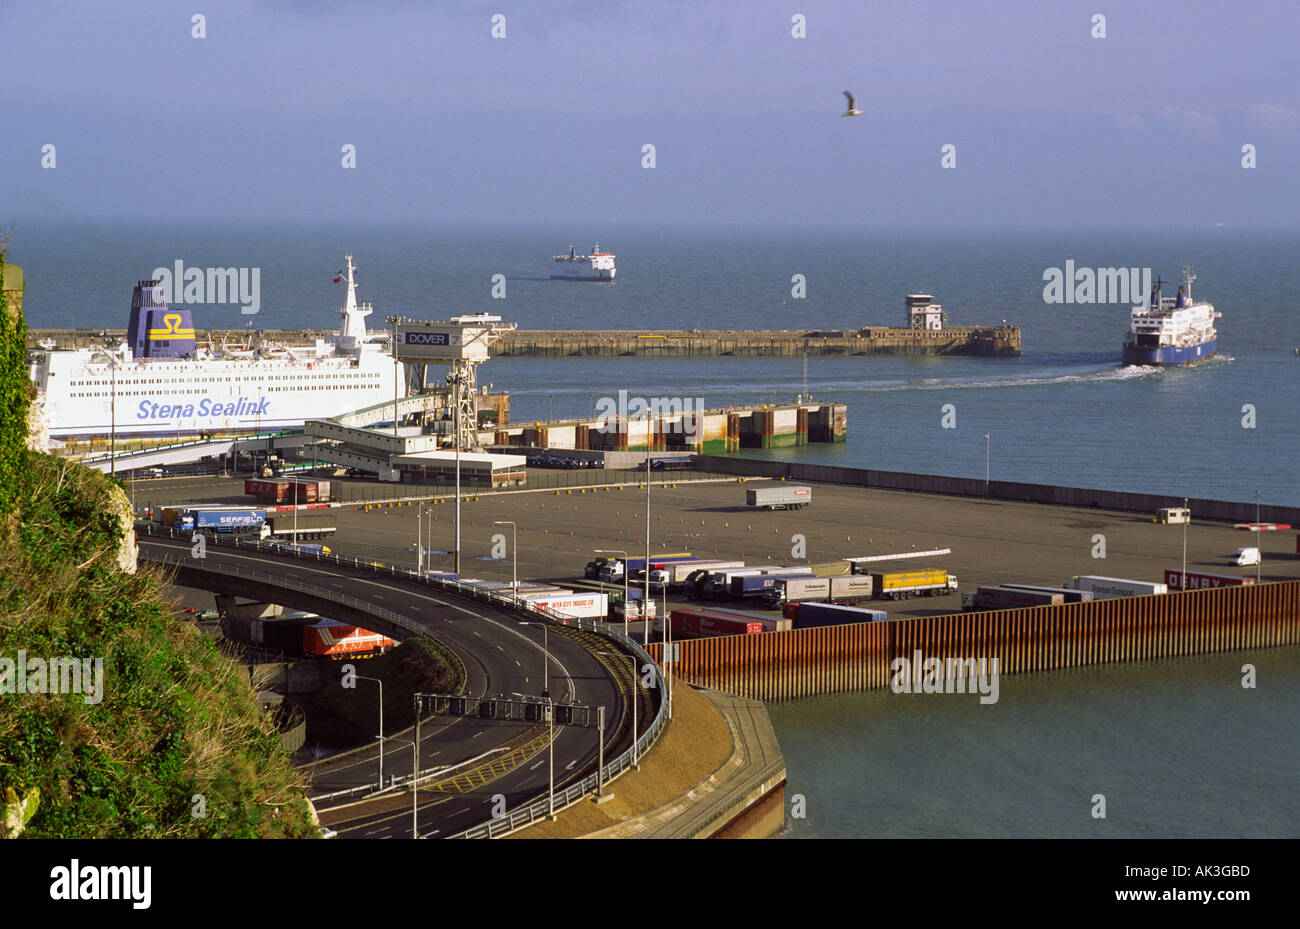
10,218 -> 1300,837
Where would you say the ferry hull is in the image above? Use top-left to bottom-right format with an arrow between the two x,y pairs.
1121,339 -> 1217,366
549,267 -> 615,281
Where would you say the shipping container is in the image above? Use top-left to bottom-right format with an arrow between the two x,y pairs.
302,619 -> 397,657
1164,570 -> 1257,591
869,569 -> 956,600
792,601 -> 888,628
625,553 -> 693,573
260,512 -> 337,540
999,583 -> 1095,603
962,586 -> 1065,612
521,591 -> 609,619
809,560 -> 854,577
745,485 -> 812,510
190,508 -> 267,530
1066,575 -> 1168,598
762,574 -> 874,609
668,607 -> 791,638
730,571 -> 810,598
244,478 -> 332,504
701,569 -> 762,600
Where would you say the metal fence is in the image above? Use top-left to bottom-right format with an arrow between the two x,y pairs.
137,522 -> 668,839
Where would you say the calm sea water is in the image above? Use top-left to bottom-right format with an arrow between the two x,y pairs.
13,219 -> 1298,838
13,220 -> 1299,504
767,646 -> 1300,839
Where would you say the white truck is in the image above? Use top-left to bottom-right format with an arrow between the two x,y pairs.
1065,575 -> 1168,598
746,485 -> 812,510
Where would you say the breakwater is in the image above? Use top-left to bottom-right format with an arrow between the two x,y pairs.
647,581 -> 1300,702
27,325 -> 1021,358
494,326 -> 1020,358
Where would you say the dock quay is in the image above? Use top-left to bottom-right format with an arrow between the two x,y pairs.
495,326 -> 1020,358
28,324 -> 1020,358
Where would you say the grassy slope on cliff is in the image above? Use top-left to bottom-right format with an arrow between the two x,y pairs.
0,454 -> 319,837
0,249 -> 317,837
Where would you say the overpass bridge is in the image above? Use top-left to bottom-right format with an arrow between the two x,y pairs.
138,526 -> 667,838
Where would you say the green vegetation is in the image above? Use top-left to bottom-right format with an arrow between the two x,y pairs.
0,243 -> 318,837
307,638 -> 465,746
0,454 -> 319,837
0,249 -> 31,515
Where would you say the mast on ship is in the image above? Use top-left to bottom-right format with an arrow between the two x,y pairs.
335,254 -> 372,349
1182,265 -> 1196,303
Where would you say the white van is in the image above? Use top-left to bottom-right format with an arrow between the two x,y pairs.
1230,547 -> 1261,566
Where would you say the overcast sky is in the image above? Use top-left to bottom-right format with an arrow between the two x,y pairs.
3,0 -> 1299,226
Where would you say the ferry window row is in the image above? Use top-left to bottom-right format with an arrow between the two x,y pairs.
69,372 -> 380,387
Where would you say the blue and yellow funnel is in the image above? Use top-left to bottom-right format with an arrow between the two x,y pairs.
126,280 -> 197,359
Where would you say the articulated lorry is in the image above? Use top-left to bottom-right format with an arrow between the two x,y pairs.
787,601 -> 888,627
1064,575 -> 1168,598
870,569 -> 958,600
259,512 -> 337,541
962,586 -> 1065,612
761,574 -> 875,610
745,485 -> 812,510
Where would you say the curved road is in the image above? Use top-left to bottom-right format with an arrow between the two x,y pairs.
140,534 -> 636,838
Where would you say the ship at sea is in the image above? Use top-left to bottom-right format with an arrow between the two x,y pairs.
27,255 -> 404,440
1121,268 -> 1220,366
550,243 -> 616,281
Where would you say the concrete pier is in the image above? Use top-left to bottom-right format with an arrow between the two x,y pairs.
28,325 -> 1021,358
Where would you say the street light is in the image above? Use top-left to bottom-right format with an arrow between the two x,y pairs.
595,548 -> 628,638
598,651 -> 639,770
1255,489 -> 1261,583
376,735 -> 419,838
518,621 -> 551,695
353,674 -> 383,789
984,432 -> 990,494
1181,496 -> 1189,590
493,520 -> 517,595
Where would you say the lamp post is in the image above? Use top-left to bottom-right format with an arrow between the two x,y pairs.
1255,489 -> 1261,583
493,520 -> 517,595
598,652 -> 639,770
354,674 -> 383,788
454,374 -> 461,576
984,432 -> 990,495
1181,496 -> 1189,590
377,735 -> 419,838
595,548 -> 628,638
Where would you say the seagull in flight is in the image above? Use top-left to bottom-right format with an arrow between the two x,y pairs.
842,90 -> 862,117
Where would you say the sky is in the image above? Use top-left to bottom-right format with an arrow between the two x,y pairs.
3,0 -> 1300,227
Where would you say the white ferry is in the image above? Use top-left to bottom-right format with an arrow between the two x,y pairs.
27,255 -> 404,439
550,243 -> 616,281
1121,268 -> 1220,366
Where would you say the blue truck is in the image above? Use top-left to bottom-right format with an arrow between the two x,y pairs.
183,508 -> 267,531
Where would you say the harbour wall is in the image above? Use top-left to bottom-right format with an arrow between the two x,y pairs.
494,326 -> 1021,358
27,325 -> 1021,358
647,581 -> 1300,702
692,455 -> 1300,526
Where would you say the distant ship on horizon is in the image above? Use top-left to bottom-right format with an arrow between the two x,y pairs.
550,243 -> 616,281
1121,268 -> 1219,366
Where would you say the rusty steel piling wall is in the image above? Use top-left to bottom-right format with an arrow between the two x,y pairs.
647,582 -> 1300,701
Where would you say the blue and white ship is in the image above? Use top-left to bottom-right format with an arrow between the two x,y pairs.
1121,268 -> 1219,366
